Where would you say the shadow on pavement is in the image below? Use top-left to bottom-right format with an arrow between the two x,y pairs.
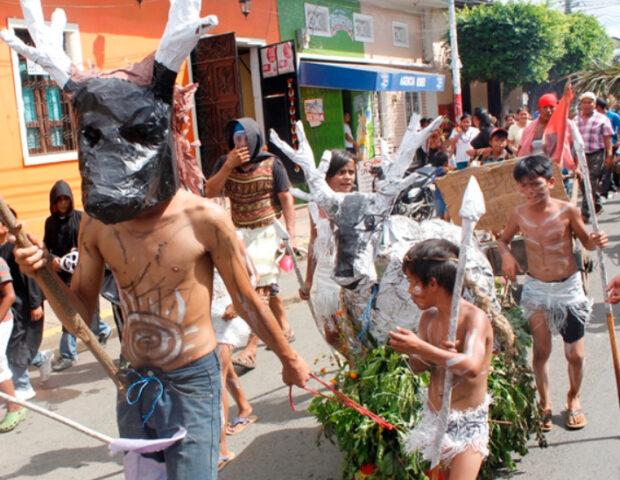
0,445 -> 122,479
219,426 -> 342,480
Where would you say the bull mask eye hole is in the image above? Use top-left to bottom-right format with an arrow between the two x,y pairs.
119,123 -> 159,146
363,216 -> 376,231
82,126 -> 101,147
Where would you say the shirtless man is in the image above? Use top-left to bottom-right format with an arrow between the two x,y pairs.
389,239 -> 493,480
498,155 -> 607,431
9,1 -> 309,476
18,191 -> 309,477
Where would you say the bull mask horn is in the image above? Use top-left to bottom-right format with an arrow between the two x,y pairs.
0,0 -> 73,88
270,121 -> 342,217
153,0 -> 218,103
376,115 -> 444,200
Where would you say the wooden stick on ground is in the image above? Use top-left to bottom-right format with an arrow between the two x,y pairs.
0,391 -> 114,444
0,197 -> 122,391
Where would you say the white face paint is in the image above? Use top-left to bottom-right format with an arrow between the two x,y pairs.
412,286 -> 423,295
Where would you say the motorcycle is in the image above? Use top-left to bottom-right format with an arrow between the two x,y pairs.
372,164 -> 436,222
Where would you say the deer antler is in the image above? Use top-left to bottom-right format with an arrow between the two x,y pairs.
382,114 -> 443,183
0,0 -> 73,87
155,0 -> 218,73
270,121 -> 342,217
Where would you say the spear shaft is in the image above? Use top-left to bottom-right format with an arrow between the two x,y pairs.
430,177 -> 485,471
570,123 -> 620,408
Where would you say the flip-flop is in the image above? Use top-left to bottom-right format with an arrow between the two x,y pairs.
232,352 -> 256,370
218,452 -> 236,471
226,415 -> 258,435
540,409 -> 553,432
284,329 -> 296,343
566,409 -> 587,430
0,408 -> 26,433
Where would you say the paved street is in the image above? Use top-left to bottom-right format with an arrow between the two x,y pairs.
3,201 -> 620,479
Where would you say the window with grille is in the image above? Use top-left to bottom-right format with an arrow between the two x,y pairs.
405,91 -> 421,122
9,23 -> 81,165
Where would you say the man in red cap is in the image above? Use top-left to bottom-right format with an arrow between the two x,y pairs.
518,93 -> 558,157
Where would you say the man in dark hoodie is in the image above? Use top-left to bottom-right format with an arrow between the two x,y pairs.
205,118 -> 297,370
43,180 -> 111,371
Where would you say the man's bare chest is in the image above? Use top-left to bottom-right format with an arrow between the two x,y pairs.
98,224 -> 205,287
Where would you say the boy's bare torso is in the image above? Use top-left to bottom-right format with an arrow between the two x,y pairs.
80,190 -> 222,372
514,199 -> 577,282
420,302 -> 492,412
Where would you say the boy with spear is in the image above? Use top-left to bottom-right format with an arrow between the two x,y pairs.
499,155 -> 608,431
389,177 -> 493,479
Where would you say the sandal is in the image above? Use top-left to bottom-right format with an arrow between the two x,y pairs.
232,351 -> 256,370
566,409 -> 587,430
226,415 -> 258,435
284,329 -> 296,343
0,408 -> 26,433
540,409 -> 553,432
218,452 -> 236,471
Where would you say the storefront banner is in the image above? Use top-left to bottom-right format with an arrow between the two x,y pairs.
261,46 -> 278,78
299,61 -> 445,92
277,42 -> 295,75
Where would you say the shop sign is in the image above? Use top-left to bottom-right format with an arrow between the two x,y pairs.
330,7 -> 353,38
304,98 -> 325,127
261,41 -> 296,79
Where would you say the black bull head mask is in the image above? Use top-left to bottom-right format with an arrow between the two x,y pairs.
65,63 -> 179,224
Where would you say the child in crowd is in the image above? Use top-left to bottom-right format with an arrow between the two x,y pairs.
499,155 -> 607,431
0,211 -> 48,401
0,256 -> 23,433
389,239 -> 493,479
470,128 -> 513,164
213,237 -> 256,471
431,151 -> 450,220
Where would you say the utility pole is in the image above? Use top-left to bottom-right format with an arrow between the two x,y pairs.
448,0 -> 463,120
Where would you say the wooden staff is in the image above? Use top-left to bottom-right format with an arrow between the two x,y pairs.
0,197 -> 122,391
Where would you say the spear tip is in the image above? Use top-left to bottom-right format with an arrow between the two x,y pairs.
459,175 -> 486,221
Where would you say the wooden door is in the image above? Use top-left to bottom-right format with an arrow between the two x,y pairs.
191,33 -> 242,175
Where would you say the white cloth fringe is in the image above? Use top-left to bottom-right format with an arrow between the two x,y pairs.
521,272 -> 592,336
211,273 -> 250,348
405,393 -> 491,466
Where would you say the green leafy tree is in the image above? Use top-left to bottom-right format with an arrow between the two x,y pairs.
550,12 -> 614,81
456,2 -> 566,89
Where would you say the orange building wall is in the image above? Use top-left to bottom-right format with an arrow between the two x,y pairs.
0,0 -> 279,238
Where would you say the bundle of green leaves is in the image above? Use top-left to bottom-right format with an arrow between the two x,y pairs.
309,307 -> 544,480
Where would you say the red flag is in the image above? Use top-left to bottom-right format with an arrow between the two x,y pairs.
543,84 -> 575,170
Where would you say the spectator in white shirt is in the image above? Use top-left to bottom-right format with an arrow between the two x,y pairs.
507,107 -> 530,151
448,113 -> 480,170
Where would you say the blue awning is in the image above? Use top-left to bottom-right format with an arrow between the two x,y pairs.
298,61 -> 445,93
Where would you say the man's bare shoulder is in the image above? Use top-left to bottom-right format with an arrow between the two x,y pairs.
79,214 -> 106,244
462,301 -> 492,335
176,190 -> 237,246
176,190 -> 229,225
552,198 -> 580,222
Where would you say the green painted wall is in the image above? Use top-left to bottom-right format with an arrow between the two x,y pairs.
278,0 -> 363,57
300,87 -> 344,162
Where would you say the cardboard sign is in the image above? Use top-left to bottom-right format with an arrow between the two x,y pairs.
436,157 -> 568,232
